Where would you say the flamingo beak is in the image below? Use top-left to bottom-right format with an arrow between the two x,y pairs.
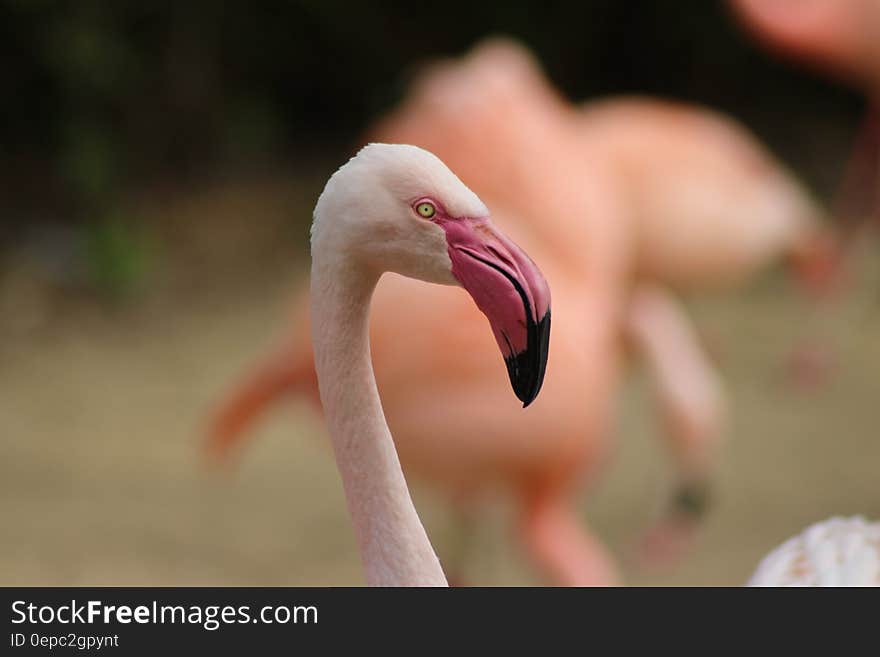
439,216 -> 551,407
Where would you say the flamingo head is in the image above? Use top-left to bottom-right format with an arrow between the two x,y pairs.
312,143 -> 551,406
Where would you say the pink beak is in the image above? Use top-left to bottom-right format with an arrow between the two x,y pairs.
437,216 -> 551,407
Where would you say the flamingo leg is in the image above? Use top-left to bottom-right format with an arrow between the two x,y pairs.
205,344 -> 316,463
517,489 -> 620,587
834,98 -> 880,237
623,284 -> 725,566
873,101 -> 880,229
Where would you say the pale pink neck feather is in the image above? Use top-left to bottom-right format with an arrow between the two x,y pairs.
310,255 -> 447,587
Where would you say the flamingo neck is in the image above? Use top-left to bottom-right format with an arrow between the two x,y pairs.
309,253 -> 447,587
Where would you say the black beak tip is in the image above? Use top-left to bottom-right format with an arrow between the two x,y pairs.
505,309 -> 551,408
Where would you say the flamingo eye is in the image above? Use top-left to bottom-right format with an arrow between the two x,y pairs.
415,201 -> 436,219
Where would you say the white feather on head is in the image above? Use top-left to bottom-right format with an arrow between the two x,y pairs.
311,143 -> 488,285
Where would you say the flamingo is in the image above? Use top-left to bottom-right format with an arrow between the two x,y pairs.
748,516 -> 880,586
729,0 -> 880,229
307,142 -> 550,586
366,38 -> 840,547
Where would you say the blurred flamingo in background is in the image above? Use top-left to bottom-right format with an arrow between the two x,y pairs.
371,38 -> 840,503
730,0 -> 880,230
205,38 -> 840,582
372,38 -> 842,545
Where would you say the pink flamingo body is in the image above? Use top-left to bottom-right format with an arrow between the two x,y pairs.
367,37 -> 835,497
575,96 -> 837,292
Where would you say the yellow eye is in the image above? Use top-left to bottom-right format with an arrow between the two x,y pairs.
415,202 -> 436,218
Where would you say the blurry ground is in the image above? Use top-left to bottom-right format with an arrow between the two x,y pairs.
2,170 -> 879,587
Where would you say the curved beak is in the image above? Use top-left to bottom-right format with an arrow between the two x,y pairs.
440,216 -> 551,407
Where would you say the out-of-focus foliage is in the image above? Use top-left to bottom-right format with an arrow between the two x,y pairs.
81,214 -> 151,299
